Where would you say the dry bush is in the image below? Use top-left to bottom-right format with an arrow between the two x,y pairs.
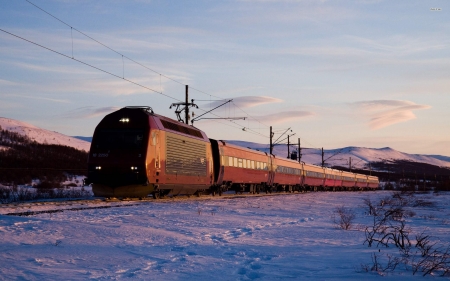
332,206 -> 356,230
362,192 -> 450,277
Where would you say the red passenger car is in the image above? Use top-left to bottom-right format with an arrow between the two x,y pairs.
211,140 -> 272,194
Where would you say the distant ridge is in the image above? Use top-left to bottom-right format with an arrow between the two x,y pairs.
225,140 -> 450,169
3,117 -> 448,170
0,117 -> 90,151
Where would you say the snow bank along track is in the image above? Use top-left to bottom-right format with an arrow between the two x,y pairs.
0,189 -> 376,216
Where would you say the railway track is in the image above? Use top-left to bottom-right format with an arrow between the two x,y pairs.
0,189 -> 375,217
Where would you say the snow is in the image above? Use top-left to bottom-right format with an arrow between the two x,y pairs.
0,117 -> 90,152
226,140 -> 450,169
0,191 -> 449,280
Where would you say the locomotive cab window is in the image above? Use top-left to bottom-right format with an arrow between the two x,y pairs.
94,129 -> 145,150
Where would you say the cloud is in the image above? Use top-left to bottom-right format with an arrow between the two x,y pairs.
255,110 -> 314,124
206,96 -> 282,110
4,93 -> 70,103
0,79 -> 19,86
62,106 -> 120,119
351,100 -> 431,129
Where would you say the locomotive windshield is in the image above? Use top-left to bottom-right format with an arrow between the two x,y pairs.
93,129 -> 145,150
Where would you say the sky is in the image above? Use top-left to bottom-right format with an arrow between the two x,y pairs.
0,0 -> 449,156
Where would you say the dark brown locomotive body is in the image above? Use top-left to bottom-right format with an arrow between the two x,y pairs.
86,107 -> 212,197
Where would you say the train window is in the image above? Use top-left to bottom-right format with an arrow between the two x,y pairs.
238,158 -> 242,168
243,159 -> 247,168
94,129 -> 145,150
251,161 -> 255,169
234,157 -> 238,167
247,160 -> 250,168
263,163 -> 267,170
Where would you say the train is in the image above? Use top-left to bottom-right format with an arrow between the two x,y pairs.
85,106 -> 379,198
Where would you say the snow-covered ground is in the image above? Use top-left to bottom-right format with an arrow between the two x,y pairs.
0,191 -> 449,280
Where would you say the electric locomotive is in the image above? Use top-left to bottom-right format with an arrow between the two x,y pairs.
85,106 -> 213,198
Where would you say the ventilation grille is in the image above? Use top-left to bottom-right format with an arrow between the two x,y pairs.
160,119 -> 203,138
166,135 -> 207,176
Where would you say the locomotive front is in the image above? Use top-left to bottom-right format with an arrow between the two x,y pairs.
85,107 -> 153,197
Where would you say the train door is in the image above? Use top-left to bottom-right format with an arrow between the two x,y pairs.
209,139 -> 222,184
300,163 -> 305,186
152,130 -> 161,173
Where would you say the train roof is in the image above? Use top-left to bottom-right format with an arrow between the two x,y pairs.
147,111 -> 209,142
217,140 -> 270,156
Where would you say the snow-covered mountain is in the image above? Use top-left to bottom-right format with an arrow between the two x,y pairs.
226,140 -> 450,169
0,117 -> 90,152
8,115 -> 444,170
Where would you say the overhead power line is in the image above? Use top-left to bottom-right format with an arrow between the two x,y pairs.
24,0 -> 268,128
0,27 -> 269,138
0,28 -> 179,101
7,0 -> 311,143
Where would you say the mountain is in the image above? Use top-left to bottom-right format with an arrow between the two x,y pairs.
70,130 -> 450,170
225,140 -> 450,169
0,117 -> 90,151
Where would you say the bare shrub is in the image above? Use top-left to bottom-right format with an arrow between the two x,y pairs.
360,252 -> 400,274
362,192 -> 450,277
332,206 -> 355,230
0,186 -> 11,203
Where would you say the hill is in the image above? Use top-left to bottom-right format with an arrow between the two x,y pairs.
0,117 -> 90,151
0,125 -> 88,186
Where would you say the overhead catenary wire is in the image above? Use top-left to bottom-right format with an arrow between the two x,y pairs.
0,27 -> 265,138
0,28 -> 179,101
16,0 -> 317,144
23,0 -> 272,137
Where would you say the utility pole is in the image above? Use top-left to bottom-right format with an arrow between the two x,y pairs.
349,157 -> 352,172
169,85 -> 198,124
185,85 -> 189,124
287,135 -> 290,158
298,138 -> 302,163
270,126 -> 273,155
321,147 -> 325,167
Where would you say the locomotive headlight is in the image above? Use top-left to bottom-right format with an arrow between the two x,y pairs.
95,166 -> 102,170
119,118 -> 129,123
131,166 -> 138,170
